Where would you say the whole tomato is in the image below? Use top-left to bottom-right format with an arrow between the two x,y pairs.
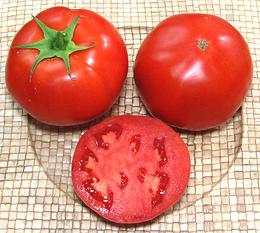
134,14 -> 252,131
6,7 -> 128,126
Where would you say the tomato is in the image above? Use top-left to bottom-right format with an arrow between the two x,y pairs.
6,7 -> 128,126
134,14 -> 252,130
72,115 -> 190,224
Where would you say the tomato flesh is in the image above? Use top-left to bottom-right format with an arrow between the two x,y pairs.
72,115 -> 190,224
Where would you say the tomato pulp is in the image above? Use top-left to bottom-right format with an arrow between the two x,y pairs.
6,7 -> 128,126
134,14 -> 252,130
72,115 -> 190,224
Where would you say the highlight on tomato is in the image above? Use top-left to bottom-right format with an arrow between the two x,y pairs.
134,14 -> 252,131
6,7 -> 128,126
72,115 -> 190,224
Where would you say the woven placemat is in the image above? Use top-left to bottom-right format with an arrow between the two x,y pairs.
0,0 -> 260,232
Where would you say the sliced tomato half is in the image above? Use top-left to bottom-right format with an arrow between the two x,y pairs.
72,115 -> 190,224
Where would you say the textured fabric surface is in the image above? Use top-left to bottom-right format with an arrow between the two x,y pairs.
0,0 -> 260,232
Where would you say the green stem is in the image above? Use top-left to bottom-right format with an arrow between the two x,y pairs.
15,16 -> 95,81
52,32 -> 68,50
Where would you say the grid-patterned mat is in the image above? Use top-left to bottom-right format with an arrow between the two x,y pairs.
1,1 -> 260,232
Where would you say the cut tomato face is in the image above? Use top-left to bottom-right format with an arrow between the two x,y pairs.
72,115 -> 190,224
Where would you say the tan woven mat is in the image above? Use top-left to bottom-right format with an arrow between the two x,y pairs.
0,0 -> 260,232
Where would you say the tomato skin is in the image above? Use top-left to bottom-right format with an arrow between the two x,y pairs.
134,14 -> 252,130
6,7 -> 128,126
72,115 -> 190,224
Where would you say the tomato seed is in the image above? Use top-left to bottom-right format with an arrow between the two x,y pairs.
137,166 -> 147,183
83,182 -> 114,211
154,137 -> 168,166
151,172 -> 169,208
119,171 -> 128,189
129,134 -> 141,155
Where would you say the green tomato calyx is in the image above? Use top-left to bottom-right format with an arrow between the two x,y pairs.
15,16 -> 95,81
51,32 -> 68,50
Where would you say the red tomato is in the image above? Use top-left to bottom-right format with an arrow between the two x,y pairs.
6,7 -> 128,126
134,14 -> 252,130
72,115 -> 190,224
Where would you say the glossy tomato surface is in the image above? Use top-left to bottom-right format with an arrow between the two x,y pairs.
6,7 -> 128,126
72,115 -> 190,224
134,14 -> 252,130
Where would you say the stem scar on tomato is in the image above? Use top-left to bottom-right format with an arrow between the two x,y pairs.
14,16 -> 95,81
197,38 -> 208,51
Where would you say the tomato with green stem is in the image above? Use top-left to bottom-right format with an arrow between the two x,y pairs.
6,7 -> 128,126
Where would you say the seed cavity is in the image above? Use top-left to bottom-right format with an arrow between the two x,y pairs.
94,123 -> 123,149
79,146 -> 114,210
154,137 -> 168,166
150,171 -> 169,208
83,180 -> 114,211
119,171 -> 128,189
137,166 -> 147,183
79,146 -> 98,170
129,134 -> 141,155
